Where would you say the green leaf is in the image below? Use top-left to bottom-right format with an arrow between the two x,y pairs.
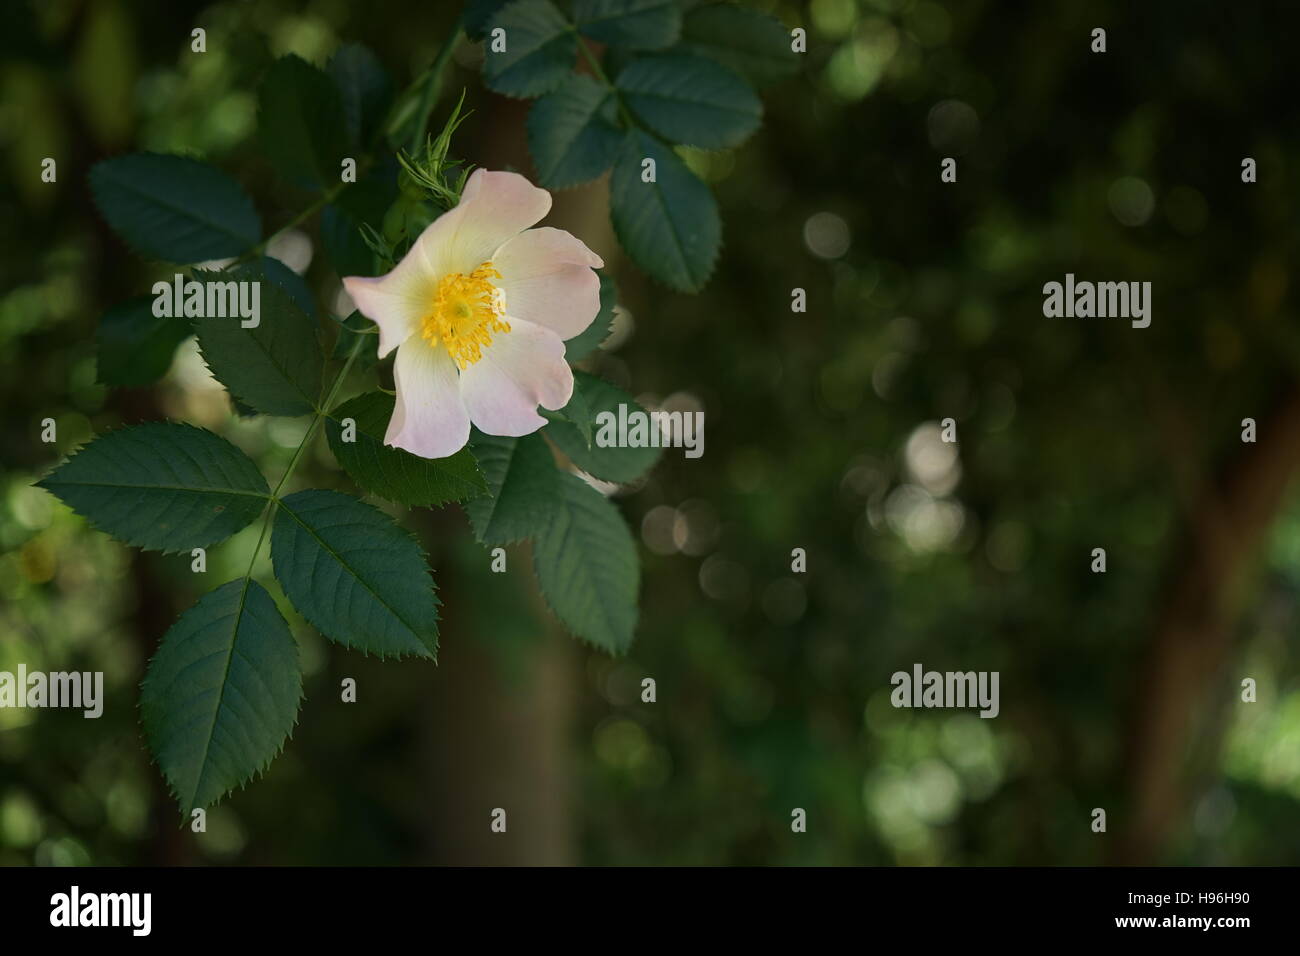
563,271 -> 617,360
192,261 -> 324,417
466,0 -> 510,39
336,157 -> 401,220
325,391 -> 486,506
545,371 -> 662,482
464,432 -> 559,544
574,0 -> 680,50
141,579 -> 301,814
533,472 -> 638,653
482,0 -> 577,98
329,311 -> 379,374
213,257 -> 316,415
322,205 -> 375,279
609,130 -> 720,292
527,74 -> 623,190
545,380 -> 593,446
96,295 -> 190,386
272,490 -> 440,660
259,254 -> 316,319
259,54 -> 350,189
88,153 -> 261,264
323,160 -> 399,278
36,422 -> 269,553
677,2 -> 799,86
327,43 -> 393,147
617,53 -> 761,149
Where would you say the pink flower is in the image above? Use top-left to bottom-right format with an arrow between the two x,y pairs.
342,169 -> 603,459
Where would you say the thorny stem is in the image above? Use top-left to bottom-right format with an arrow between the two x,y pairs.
228,17 -> 467,586
239,332 -> 366,586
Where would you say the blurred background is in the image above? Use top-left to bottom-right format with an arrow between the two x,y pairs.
3,0 -> 1299,865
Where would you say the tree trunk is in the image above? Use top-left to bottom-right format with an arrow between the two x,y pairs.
1115,384 -> 1300,862
416,85 -> 611,865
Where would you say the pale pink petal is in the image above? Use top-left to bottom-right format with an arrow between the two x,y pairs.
346,171 -> 554,356
386,339 -> 471,459
342,264 -> 431,360
458,318 -> 573,436
444,169 -> 552,273
344,198 -> 486,357
401,196 -> 474,280
492,227 -> 604,339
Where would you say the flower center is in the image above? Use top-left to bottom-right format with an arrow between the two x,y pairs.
420,261 -> 510,369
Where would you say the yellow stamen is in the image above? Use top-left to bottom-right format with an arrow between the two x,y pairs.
420,261 -> 510,369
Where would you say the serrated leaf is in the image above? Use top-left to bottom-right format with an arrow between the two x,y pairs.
574,0 -> 680,50
546,371 -> 662,482
617,52 -> 761,149
482,0 -> 577,98
96,295 -> 190,386
325,391 -> 485,506
563,271 -> 616,360
678,3 -> 799,86
610,129 -> 720,292
88,153 -> 261,264
37,422 -> 269,552
464,431 -> 559,544
259,54 -> 350,189
533,472 -> 638,653
527,74 -> 623,189
141,578 -> 301,814
327,43 -> 393,147
192,261 -> 324,416
259,254 -> 316,319
271,489 -> 440,659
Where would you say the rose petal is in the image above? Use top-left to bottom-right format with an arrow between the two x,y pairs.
458,318 -> 573,436
445,169 -> 552,273
492,227 -> 604,339
343,170 -> 549,357
386,338 -> 471,459
342,262 -> 431,360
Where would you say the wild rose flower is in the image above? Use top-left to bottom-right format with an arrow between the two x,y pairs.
343,169 -> 603,459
